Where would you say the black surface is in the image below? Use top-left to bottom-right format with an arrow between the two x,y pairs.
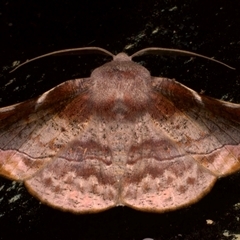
0,1 -> 240,239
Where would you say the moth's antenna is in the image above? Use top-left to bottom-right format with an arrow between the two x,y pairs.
10,47 -> 115,73
131,47 -> 235,70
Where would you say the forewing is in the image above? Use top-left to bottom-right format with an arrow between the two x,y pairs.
152,77 -> 240,176
122,77 -> 240,212
0,78 -> 89,179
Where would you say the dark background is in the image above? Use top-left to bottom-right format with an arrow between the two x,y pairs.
0,1 -> 240,239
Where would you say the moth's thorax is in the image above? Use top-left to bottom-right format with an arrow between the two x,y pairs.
89,58 -> 153,119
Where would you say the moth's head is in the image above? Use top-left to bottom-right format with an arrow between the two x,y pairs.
91,52 -> 151,84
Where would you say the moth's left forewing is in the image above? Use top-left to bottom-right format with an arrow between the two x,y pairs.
0,78 -> 90,180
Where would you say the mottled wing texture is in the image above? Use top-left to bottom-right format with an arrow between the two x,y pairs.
121,77 -> 240,212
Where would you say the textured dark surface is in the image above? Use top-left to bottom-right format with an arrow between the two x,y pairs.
0,1 -> 240,239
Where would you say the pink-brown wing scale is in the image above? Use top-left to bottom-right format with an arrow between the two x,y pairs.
121,77 -> 240,212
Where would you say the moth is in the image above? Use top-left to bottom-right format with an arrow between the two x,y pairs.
0,47 -> 239,214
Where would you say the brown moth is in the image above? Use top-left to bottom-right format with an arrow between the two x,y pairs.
0,47 -> 239,214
